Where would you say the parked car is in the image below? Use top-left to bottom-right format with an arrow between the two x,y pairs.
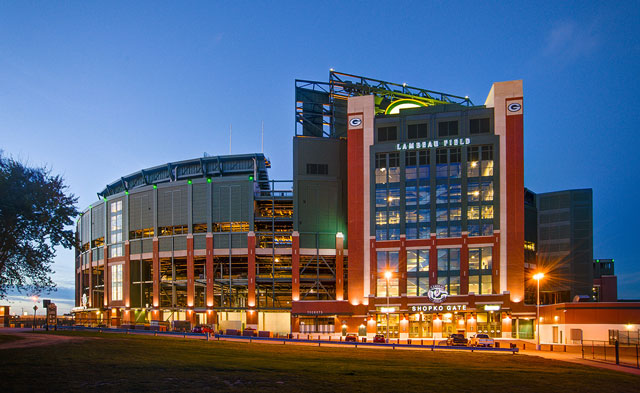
192,325 -> 213,334
470,333 -> 494,347
345,333 -> 358,342
373,334 -> 386,343
446,333 -> 468,346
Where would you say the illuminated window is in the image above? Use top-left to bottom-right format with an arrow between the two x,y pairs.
111,264 -> 123,301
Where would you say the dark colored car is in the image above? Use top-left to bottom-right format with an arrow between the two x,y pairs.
446,333 -> 468,346
345,333 -> 358,342
373,334 -> 386,343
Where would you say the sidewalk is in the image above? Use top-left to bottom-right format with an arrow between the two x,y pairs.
520,348 -> 640,376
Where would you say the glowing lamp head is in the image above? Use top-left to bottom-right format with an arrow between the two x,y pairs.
533,272 -> 545,281
384,271 -> 392,280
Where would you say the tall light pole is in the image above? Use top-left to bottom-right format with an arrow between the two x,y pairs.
533,273 -> 545,350
384,271 -> 392,344
31,295 -> 39,331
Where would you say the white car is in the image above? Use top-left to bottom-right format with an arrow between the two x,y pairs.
471,333 -> 494,347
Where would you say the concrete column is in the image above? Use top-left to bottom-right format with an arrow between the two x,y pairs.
247,232 -> 256,308
206,234 -> 214,307
335,233 -> 344,301
292,231 -> 300,301
187,235 -> 194,307
104,246 -> 110,307
88,250 -> 93,308
502,312 -> 512,338
433,314 -> 443,339
152,238 -> 159,309
399,314 -> 409,340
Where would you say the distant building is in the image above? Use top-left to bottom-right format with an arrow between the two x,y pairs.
524,189 -> 593,304
593,258 -> 617,302
0,306 -> 9,327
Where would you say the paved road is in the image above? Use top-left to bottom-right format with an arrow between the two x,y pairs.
0,328 -> 88,350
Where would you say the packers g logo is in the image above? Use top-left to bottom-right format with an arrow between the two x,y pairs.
507,102 -> 521,112
427,284 -> 448,303
349,117 -> 362,127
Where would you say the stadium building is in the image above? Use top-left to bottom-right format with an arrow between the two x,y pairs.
75,71 -> 636,341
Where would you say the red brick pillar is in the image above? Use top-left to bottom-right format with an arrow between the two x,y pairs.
493,235 -> 500,295
206,234 -> 214,307
292,231 -> 300,301
335,233 -> 344,301
187,235 -> 194,307
246,310 -> 258,329
124,242 -> 131,308
247,232 -> 256,307
370,238 -> 377,297
460,234 -> 469,295
429,235 -> 438,286
399,236 -> 407,296
152,238 -> 159,308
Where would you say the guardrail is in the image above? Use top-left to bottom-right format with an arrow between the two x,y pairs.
55,326 -> 518,353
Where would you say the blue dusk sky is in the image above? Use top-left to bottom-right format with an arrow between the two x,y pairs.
1,1 -> 639,313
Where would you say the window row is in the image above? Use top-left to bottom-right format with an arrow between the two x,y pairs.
376,118 -> 492,143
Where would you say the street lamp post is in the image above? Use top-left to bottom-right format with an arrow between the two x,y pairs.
384,271 -> 392,344
533,273 -> 545,350
31,296 -> 39,331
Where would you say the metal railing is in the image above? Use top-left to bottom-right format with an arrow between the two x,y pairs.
582,339 -> 640,368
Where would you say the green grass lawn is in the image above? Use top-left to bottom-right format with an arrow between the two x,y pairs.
0,333 -> 24,345
0,331 -> 637,392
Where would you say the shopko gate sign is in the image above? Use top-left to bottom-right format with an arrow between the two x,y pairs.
410,304 -> 467,313
396,138 -> 472,151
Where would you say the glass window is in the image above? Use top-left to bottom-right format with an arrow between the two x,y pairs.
419,251 -> 429,272
377,251 -> 387,272
376,211 -> 387,226
376,188 -> 386,207
482,223 -> 493,236
470,118 -> 490,134
389,167 -> 400,183
468,224 -> 480,237
378,251 -> 399,273
408,123 -> 428,139
406,151 -> 417,166
377,278 -> 399,297
437,249 -> 448,271
436,207 -> 448,221
406,167 -> 417,180
468,206 -> 479,220
468,182 -> 480,202
469,248 -> 480,270
469,276 -> 480,294
482,205 -> 494,219
449,276 -> 460,295
449,207 -> 461,221
406,225 -> 417,240
418,186 -> 430,205
481,275 -> 492,294
388,187 -> 400,206
438,276 -> 448,288
449,184 -> 461,203
449,148 -> 461,179
436,222 -> 448,238
406,209 -> 417,223
408,277 -> 418,296
378,126 -> 398,142
407,251 -> 418,271
450,249 -> 460,270
481,181 -> 493,201
418,221 -> 430,239
438,120 -> 458,137
111,264 -> 123,301
481,247 -> 492,270
418,279 -> 429,297
467,159 -> 480,178
436,185 -> 448,204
